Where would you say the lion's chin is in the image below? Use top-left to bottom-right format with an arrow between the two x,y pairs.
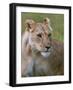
41,52 -> 51,58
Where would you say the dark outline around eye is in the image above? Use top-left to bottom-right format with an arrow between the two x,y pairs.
37,34 -> 42,38
48,33 -> 51,37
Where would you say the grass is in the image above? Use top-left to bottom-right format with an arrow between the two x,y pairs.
21,12 -> 64,42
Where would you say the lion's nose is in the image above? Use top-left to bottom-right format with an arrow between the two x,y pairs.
45,46 -> 50,50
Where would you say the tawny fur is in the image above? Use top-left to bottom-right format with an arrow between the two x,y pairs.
21,18 -> 64,77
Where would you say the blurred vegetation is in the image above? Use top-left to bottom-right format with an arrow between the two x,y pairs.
21,13 -> 64,42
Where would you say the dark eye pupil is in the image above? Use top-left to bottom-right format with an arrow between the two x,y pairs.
48,33 -> 51,37
37,34 -> 42,37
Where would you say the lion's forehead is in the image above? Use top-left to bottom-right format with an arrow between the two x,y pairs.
34,23 -> 49,34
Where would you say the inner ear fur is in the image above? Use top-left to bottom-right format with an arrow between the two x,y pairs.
25,19 -> 36,32
44,17 -> 50,25
43,17 -> 53,32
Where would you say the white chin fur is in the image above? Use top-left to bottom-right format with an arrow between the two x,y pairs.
41,52 -> 50,58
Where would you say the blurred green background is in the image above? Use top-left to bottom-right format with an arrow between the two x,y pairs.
21,13 -> 64,42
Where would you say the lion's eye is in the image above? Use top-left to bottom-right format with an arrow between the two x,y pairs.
37,34 -> 42,38
48,33 -> 51,37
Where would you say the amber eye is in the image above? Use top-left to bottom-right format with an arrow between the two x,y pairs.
48,33 -> 51,37
37,34 -> 42,38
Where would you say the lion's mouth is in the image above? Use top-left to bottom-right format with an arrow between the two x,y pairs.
31,46 -> 52,58
41,52 -> 51,57
41,46 -> 52,52
40,47 -> 52,57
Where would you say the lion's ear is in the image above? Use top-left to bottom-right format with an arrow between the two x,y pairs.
25,19 -> 36,32
43,17 -> 53,32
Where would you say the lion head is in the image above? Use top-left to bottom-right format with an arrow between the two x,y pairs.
23,18 -> 53,57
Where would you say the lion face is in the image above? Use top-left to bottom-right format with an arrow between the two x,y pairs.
25,18 -> 53,57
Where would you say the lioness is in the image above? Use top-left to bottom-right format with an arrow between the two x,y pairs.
21,18 -> 64,77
